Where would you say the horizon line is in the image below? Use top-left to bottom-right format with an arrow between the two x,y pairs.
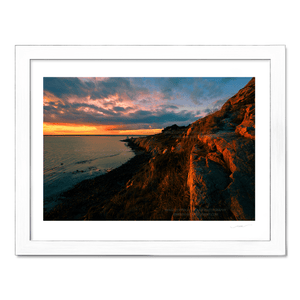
43,134 -> 150,137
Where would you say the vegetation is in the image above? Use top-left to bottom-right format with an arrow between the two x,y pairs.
85,133 -> 191,220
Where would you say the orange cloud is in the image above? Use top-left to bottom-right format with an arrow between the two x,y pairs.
44,123 -> 96,135
118,129 -> 162,135
44,123 -> 114,135
43,91 -> 64,105
44,122 -> 162,136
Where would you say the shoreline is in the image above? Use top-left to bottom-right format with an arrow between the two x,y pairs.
44,139 -> 151,220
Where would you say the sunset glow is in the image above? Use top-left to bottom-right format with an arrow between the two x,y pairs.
43,123 -> 163,136
43,77 -> 252,135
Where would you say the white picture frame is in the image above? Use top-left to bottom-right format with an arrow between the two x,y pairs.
15,45 -> 286,255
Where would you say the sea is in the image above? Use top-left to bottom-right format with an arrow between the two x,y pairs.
44,135 -> 142,212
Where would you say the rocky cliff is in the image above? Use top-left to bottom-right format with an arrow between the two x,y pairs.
85,78 -> 255,221
185,77 -> 255,220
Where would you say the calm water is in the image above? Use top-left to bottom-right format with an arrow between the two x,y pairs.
44,136 -> 141,212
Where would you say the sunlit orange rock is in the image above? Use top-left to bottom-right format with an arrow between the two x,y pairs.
187,78 -> 255,220
130,78 -> 255,220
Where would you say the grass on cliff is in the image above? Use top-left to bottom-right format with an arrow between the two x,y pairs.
87,148 -> 191,220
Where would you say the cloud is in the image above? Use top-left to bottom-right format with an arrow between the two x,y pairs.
160,78 -> 182,99
113,106 -> 126,112
154,77 -> 191,100
200,98 -> 228,116
190,78 -> 229,104
44,77 -> 248,108
44,97 -> 198,128
219,77 -> 237,84
144,77 -> 242,105
44,77 -> 89,99
211,99 -> 227,110
43,77 -> 252,130
44,77 -> 149,103
158,104 -> 179,110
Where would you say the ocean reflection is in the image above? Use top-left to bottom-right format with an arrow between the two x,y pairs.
44,136 -> 141,211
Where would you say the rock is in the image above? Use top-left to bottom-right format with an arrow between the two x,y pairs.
186,127 -> 192,136
108,77 -> 256,220
162,124 -> 186,133
186,78 -> 255,220
206,152 -> 227,169
187,145 -> 232,220
187,134 -> 255,220
235,104 -> 255,140
171,143 -> 182,152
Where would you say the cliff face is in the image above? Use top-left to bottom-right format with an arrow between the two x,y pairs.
185,78 -> 255,220
130,78 -> 255,220
84,78 -> 255,221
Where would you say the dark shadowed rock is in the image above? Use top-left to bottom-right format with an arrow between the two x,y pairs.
162,124 -> 187,134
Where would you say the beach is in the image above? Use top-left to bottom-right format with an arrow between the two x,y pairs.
44,139 -> 151,220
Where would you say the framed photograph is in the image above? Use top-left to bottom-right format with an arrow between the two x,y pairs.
15,45 -> 286,255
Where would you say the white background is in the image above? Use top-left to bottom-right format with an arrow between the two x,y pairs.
1,1 -> 297,300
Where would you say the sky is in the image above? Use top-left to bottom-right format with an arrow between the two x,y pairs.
43,77 -> 252,135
